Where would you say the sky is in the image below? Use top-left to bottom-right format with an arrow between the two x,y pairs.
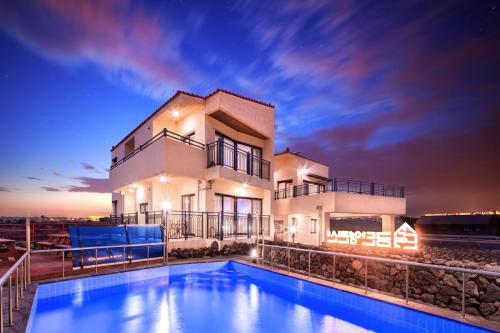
0,0 -> 499,217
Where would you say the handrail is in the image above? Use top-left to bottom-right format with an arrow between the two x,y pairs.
257,243 -> 500,319
32,242 -> 166,254
111,128 -> 205,170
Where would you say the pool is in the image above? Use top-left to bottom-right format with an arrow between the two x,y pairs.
27,261 -> 494,333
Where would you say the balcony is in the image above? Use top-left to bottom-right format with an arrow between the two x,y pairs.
111,211 -> 271,241
274,178 -> 405,200
206,140 -> 271,180
110,128 -> 204,170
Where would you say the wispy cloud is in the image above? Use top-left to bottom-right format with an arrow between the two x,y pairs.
0,187 -> 11,192
0,0 -> 197,99
41,186 -> 61,192
66,177 -> 110,193
23,176 -> 42,181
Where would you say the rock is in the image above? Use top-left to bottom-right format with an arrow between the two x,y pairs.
440,285 -> 460,296
479,283 -> 500,303
390,287 -> 402,295
464,281 -> 479,297
465,307 -> 480,316
427,284 -> 438,294
417,271 -> 437,284
479,303 -> 496,316
421,293 -> 435,304
430,269 -> 446,278
436,293 -> 450,304
352,260 -> 363,270
443,274 -> 460,288
488,310 -> 500,322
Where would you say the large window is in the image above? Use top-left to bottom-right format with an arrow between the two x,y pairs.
215,194 -> 262,215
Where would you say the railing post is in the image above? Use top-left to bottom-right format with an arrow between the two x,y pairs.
234,214 -> 238,240
333,178 -> 337,192
308,251 -> 311,278
123,246 -> 126,270
95,248 -> 98,274
26,217 -> 31,284
332,255 -> 336,286
121,214 -> 124,225
8,276 -> 13,326
135,212 -> 138,225
147,245 -> 150,266
364,259 -> 368,294
1,283 -> 3,333
15,268 -> 19,311
271,248 -> 274,271
217,138 -> 223,166
219,212 -> 224,241
145,211 -> 149,225
405,264 -> 409,305
287,248 -> 291,274
370,182 -> 375,195
462,272 -> 465,318
62,251 -> 65,278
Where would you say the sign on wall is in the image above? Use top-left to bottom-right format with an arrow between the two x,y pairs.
326,223 -> 418,250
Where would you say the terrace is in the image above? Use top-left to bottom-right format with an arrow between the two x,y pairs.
274,177 -> 405,199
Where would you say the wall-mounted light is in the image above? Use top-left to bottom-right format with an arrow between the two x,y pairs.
132,183 -> 139,188
172,109 -> 180,118
250,248 -> 257,258
242,183 -> 248,188
120,191 -> 124,195
289,225 -> 297,234
159,175 -> 167,183
128,188 -> 135,193
298,168 -> 307,177
162,200 -> 172,211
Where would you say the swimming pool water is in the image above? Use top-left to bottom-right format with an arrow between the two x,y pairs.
27,261 -> 495,333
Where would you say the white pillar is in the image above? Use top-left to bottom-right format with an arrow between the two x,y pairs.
381,215 -> 396,232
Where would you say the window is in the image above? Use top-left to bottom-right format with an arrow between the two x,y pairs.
139,203 -> 148,214
112,157 -> 118,165
310,218 -> 317,233
277,179 -> 293,198
112,200 -> 118,216
124,137 -> 135,156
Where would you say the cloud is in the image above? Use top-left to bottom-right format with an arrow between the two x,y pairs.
53,172 -> 63,177
0,0 -> 196,99
0,187 -> 11,192
23,176 -> 42,181
41,186 -> 61,192
81,162 -> 98,172
66,177 -> 110,193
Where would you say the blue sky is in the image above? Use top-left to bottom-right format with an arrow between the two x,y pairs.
0,0 -> 499,216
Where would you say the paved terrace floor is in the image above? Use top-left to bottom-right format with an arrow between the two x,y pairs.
1,255 -> 499,333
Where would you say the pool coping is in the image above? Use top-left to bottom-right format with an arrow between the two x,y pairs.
234,259 -> 500,332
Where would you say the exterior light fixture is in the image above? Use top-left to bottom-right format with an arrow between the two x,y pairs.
250,248 -> 257,258
162,200 -> 172,211
159,175 -> 167,183
289,225 -> 297,243
128,188 -> 135,193
132,183 -> 139,188
172,110 -> 180,118
298,168 -> 307,177
120,191 -> 124,195
242,183 -> 248,188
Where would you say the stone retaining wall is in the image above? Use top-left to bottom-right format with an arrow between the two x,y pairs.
262,241 -> 500,322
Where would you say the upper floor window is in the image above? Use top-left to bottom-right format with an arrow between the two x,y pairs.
124,137 -> 135,156
112,200 -> 118,216
310,218 -> 317,233
112,157 -> 117,165
139,203 -> 148,214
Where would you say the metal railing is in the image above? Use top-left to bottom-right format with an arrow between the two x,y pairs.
0,252 -> 29,332
206,213 -> 271,240
257,243 -> 500,318
206,140 -> 271,180
110,128 -> 205,170
274,177 -> 405,199
31,242 -> 167,278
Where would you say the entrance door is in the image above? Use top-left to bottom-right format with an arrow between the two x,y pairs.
274,220 -> 284,241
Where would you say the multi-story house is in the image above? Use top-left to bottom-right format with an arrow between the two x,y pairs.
109,89 -> 274,248
109,89 -> 406,248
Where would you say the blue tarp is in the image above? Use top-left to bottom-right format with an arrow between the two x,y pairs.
68,225 -> 164,269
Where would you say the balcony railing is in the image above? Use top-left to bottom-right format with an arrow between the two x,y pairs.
206,140 -> 271,180
110,128 -> 205,170
274,177 -> 405,200
112,211 -> 271,240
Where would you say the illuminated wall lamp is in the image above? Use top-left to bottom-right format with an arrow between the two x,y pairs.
159,175 -> 167,183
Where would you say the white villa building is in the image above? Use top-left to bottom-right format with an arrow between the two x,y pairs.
109,89 -> 406,248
